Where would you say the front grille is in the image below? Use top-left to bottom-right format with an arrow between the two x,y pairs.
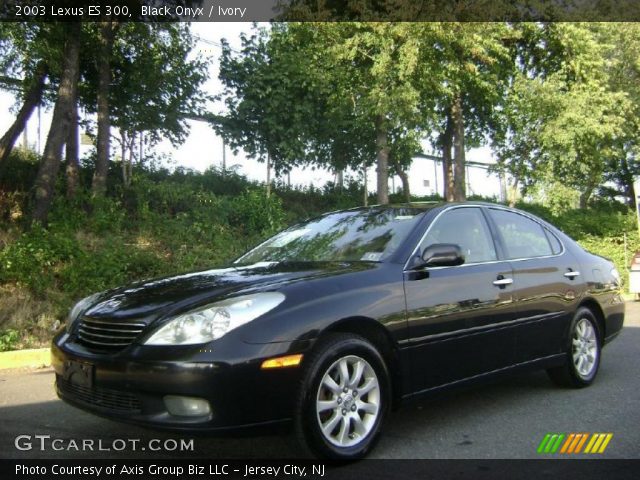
77,316 -> 146,351
57,376 -> 141,413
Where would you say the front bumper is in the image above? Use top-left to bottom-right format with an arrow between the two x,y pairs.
51,331 -> 312,433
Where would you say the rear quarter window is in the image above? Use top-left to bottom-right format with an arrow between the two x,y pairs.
544,229 -> 563,255
488,209 -> 553,259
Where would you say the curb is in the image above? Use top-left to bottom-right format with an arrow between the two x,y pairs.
0,348 -> 50,370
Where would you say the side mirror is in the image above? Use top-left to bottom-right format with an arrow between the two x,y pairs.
421,243 -> 465,267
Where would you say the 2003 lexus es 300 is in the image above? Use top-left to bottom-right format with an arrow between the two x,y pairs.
52,202 -> 624,459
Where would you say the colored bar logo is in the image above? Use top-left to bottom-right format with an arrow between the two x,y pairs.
538,433 -> 613,454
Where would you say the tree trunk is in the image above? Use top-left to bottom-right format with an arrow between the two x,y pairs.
624,180 -> 635,209
32,24 -> 80,223
398,169 -> 411,202
619,157 -> 635,208
451,95 -> 466,202
65,80 -> 79,198
389,153 -> 411,202
139,132 -> 143,163
363,164 -> 368,206
441,112 -> 454,202
375,115 -> 389,205
336,169 -> 344,191
0,61 -> 48,180
498,170 -> 507,204
120,130 -> 128,186
266,152 -> 271,198
508,177 -> 519,207
126,132 -> 134,188
221,138 -> 226,177
579,184 -> 594,209
579,165 -> 599,209
92,21 -> 114,197
120,131 -> 136,188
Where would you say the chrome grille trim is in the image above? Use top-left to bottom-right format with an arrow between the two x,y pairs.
81,317 -> 146,328
76,316 -> 146,350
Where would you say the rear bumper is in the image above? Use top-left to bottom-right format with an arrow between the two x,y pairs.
51,331 -> 311,433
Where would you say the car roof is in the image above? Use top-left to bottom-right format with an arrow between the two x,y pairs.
354,201 -> 500,211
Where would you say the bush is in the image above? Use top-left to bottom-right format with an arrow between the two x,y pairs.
0,329 -> 20,352
229,189 -> 286,237
1,150 -> 638,349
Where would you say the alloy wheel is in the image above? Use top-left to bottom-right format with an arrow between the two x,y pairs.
572,318 -> 598,378
315,355 -> 381,448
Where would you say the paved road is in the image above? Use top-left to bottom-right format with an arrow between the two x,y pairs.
1,303 -> 638,460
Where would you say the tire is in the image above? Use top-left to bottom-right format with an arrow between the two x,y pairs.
547,307 -> 602,388
293,333 -> 390,460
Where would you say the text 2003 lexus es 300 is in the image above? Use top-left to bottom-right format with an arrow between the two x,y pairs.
52,202 -> 624,459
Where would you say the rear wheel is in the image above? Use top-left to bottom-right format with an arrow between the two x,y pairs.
293,333 -> 390,460
547,307 -> 601,388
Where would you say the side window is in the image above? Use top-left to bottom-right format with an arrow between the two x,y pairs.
545,229 -> 563,255
488,209 -> 553,259
420,208 -> 497,263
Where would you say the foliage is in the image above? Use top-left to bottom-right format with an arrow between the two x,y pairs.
0,329 -> 20,352
0,156 -> 638,350
494,23 -> 633,206
80,23 -> 209,148
217,25 -> 316,175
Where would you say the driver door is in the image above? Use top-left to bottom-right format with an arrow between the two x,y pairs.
403,206 -> 518,393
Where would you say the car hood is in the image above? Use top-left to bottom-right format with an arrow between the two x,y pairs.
82,261 -> 373,323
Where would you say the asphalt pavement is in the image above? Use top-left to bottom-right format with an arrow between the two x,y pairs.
1,302 -> 639,460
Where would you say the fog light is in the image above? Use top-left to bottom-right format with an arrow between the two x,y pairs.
163,395 -> 211,417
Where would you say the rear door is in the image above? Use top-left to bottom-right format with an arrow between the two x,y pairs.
403,206 -> 519,392
485,208 -> 582,362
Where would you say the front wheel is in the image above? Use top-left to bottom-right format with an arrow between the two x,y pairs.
293,333 -> 390,460
547,307 -> 601,388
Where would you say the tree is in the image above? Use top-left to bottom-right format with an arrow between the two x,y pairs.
288,23 -> 438,204
428,23 -> 516,202
65,62 -> 79,198
388,129 -> 422,201
217,25 -> 318,196
493,23 -> 629,208
0,60 -> 47,177
81,22 -> 208,188
600,23 -> 640,207
91,21 -> 116,197
32,22 -> 81,223
0,22 -> 66,180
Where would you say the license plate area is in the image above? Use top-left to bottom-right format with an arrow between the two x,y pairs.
62,359 -> 94,388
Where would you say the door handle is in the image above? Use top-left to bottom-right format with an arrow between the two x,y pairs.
564,271 -> 581,279
493,277 -> 513,286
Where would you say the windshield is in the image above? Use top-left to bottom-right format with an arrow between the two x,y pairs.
235,207 -> 426,264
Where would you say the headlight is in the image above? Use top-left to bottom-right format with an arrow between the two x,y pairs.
66,293 -> 102,333
143,292 -> 285,346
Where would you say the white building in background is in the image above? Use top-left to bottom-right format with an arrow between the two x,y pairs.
400,154 -> 506,200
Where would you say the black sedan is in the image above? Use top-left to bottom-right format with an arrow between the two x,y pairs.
52,202 -> 625,459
